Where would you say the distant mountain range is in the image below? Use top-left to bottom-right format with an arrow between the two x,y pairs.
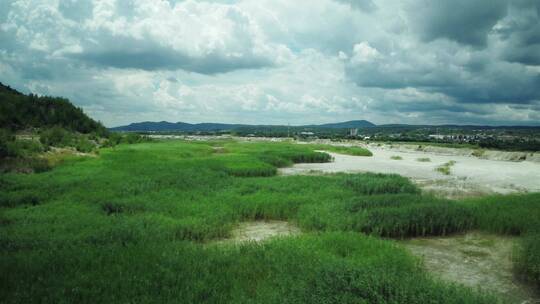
109,120 -> 376,132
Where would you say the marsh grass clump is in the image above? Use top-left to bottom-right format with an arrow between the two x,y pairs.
472,149 -> 485,157
390,155 -> 403,160
515,231 -> 540,288
348,195 -> 475,238
343,173 -> 420,195
417,157 -> 431,162
466,193 -> 540,235
223,161 -> 277,177
309,144 -> 373,156
436,160 -> 456,175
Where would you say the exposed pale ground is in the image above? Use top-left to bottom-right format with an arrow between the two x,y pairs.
217,221 -> 539,303
401,232 -> 539,303
280,146 -> 540,198
215,221 -> 301,244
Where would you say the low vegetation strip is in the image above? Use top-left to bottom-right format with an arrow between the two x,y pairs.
1,140 -> 539,302
308,144 -> 373,156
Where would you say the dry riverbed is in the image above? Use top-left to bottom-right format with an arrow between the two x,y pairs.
402,232 -> 539,303
280,146 -> 540,198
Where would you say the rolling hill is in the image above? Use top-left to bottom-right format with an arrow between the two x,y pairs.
0,82 -> 107,134
110,120 -> 376,132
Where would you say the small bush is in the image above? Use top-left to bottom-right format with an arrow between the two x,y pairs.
390,155 -> 403,160
416,157 -> 431,162
75,137 -> 96,153
103,132 -> 123,147
435,160 -> 456,175
472,149 -> 485,157
122,133 -> 150,144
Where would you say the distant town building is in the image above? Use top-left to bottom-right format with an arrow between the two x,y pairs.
428,134 -> 445,140
349,128 -> 358,137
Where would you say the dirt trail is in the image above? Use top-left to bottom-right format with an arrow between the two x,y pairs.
401,232 -> 539,303
280,147 -> 540,198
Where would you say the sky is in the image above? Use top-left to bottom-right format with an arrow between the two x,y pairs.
1,0 -> 540,127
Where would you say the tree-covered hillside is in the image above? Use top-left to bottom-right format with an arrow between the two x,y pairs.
0,82 -> 107,135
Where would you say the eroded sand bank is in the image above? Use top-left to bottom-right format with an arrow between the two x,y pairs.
280,146 -> 540,197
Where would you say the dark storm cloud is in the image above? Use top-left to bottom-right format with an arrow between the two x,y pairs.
410,0 -> 508,47
346,52 -> 540,105
496,0 -> 540,65
72,46 -> 274,74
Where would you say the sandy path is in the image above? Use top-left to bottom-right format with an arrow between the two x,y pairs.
280,147 -> 540,197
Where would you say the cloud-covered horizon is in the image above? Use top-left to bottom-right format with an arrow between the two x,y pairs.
1,0 -> 540,127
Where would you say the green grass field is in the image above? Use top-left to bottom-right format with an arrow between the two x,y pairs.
1,140 -> 539,303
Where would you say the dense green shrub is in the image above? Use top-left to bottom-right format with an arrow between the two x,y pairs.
6,140 -> 43,157
102,132 -> 123,147
75,137 -> 96,153
122,133 -> 149,144
0,128 -> 15,157
39,126 -> 72,148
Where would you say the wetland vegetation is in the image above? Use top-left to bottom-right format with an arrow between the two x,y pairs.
1,139 -> 540,303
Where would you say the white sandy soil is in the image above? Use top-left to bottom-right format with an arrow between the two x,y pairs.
280,147 -> 540,197
217,221 -> 301,244
402,232 -> 539,303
